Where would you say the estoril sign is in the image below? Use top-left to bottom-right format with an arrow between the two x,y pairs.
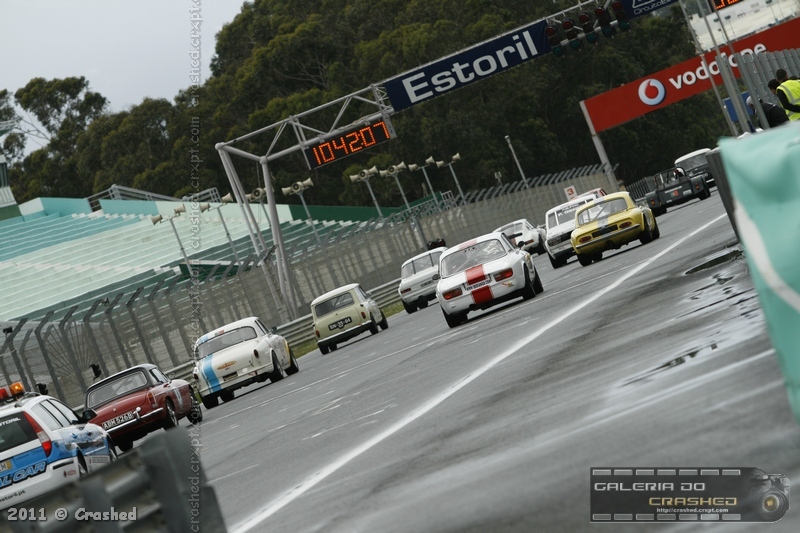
382,1 -> 679,112
582,17 -> 800,133
384,20 -> 549,111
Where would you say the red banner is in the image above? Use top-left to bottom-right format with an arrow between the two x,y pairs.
582,17 -> 800,133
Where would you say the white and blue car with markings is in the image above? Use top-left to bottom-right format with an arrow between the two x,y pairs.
0,383 -> 115,510
192,317 -> 299,409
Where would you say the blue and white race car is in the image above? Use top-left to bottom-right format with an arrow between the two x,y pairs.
0,382 -> 116,510
192,317 -> 299,409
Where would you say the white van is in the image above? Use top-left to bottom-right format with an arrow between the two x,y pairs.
544,189 -> 606,269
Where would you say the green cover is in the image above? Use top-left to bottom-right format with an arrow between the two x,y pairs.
719,123 -> 800,425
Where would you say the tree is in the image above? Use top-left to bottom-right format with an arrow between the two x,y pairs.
6,77 -> 107,200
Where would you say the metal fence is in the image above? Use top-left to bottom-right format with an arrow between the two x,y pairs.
1,171 -> 615,409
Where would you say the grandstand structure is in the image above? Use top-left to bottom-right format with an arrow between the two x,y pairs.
0,195 -> 366,322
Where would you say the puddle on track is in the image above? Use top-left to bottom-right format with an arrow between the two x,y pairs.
619,246 -> 762,390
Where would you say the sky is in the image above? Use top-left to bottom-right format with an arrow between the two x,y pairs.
0,0 -> 247,114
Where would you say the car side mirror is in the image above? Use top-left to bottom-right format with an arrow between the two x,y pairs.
433,274 -> 441,281
517,242 -> 524,248
82,409 -> 97,422
271,326 -> 278,334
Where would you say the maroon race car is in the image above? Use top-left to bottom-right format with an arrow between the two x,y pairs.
84,364 -> 202,452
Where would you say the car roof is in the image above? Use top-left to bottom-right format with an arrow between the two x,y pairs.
575,191 -> 632,212
86,363 -> 159,391
311,283 -> 362,306
545,193 -> 602,215
0,392 -> 55,414
441,232 -> 507,258
401,247 -> 447,267
494,219 -> 531,231
195,317 -> 262,346
675,148 -> 711,163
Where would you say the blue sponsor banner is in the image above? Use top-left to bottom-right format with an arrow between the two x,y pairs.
384,20 -> 549,111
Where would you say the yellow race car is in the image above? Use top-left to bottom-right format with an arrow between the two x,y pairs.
570,191 -> 660,267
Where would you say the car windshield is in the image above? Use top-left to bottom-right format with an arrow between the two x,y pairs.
675,154 -> 707,170
314,292 -> 355,318
440,239 -> 507,277
401,252 -> 442,278
86,370 -> 150,408
0,414 -> 37,454
497,222 -> 525,236
195,326 -> 258,360
547,198 -> 594,228
576,198 -> 629,226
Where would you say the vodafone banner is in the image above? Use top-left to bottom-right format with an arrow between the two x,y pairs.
582,17 -> 800,134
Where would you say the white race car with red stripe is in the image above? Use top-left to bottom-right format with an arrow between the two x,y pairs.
436,232 -> 543,328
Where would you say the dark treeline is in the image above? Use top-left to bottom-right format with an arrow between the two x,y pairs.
1,1 -> 728,210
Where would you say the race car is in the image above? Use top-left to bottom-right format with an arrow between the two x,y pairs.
570,191 -> 660,266
436,232 -> 543,328
398,247 -> 446,313
192,317 -> 299,409
311,283 -> 388,354
84,363 -> 202,452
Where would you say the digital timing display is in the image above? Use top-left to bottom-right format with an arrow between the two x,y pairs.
710,0 -> 744,10
303,119 -> 394,170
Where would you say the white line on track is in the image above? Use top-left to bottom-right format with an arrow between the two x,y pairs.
232,214 -> 727,532
208,464 -> 260,485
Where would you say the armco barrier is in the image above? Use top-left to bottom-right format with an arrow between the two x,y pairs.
0,428 -> 227,533
719,122 -> 800,426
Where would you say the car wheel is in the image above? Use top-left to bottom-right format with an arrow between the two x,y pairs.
117,440 -> 133,453
521,268 -> 536,300
330,343 -> 338,352
270,353 -> 286,383
652,220 -> 661,239
163,399 -> 178,429
402,300 -> 417,314
591,252 -> 603,262
202,395 -> 219,409
417,298 -> 428,309
286,350 -> 300,375
577,254 -> 593,267
533,267 -> 544,294
639,218 -> 653,244
548,254 -> 565,269
369,316 -> 379,335
220,390 -> 235,403
442,308 -> 465,328
188,395 -> 203,425
319,343 -> 329,355
379,312 -> 389,330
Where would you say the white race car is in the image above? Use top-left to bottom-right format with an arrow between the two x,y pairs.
436,232 -> 543,328
192,317 -> 299,409
398,247 -> 446,313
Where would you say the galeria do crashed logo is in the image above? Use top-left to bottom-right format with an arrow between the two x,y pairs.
638,79 -> 666,106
